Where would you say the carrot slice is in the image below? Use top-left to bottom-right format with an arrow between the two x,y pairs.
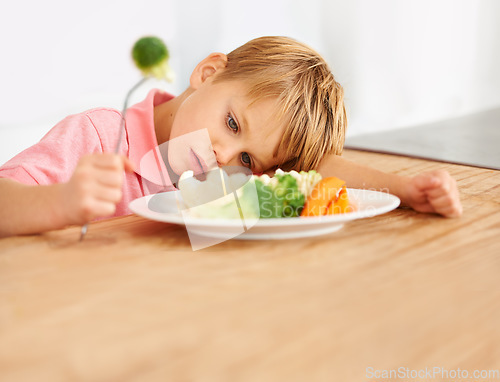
327,185 -> 349,214
300,177 -> 345,217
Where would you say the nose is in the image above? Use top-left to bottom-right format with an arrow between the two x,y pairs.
213,145 -> 240,167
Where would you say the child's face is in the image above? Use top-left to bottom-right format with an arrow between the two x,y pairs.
167,79 -> 285,176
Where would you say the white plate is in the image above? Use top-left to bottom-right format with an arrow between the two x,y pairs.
129,189 -> 400,240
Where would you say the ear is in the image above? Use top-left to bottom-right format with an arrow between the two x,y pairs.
189,53 -> 228,89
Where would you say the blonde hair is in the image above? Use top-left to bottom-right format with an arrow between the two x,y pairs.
214,36 -> 347,171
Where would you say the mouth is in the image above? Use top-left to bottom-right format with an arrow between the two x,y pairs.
189,149 -> 208,180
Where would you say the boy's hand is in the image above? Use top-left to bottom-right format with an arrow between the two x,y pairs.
60,153 -> 134,224
403,170 -> 462,218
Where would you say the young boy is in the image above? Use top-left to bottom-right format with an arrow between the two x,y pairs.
0,36 -> 462,237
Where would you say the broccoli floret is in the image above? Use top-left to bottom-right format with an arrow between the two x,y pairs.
132,36 -> 174,82
254,173 -> 306,218
254,179 -> 283,218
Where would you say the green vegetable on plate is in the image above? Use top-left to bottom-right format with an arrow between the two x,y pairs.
246,170 -> 321,218
179,169 -> 322,219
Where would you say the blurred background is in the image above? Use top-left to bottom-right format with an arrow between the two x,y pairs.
1,0 -> 499,165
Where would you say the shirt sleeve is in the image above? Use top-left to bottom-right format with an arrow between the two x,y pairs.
0,111 -> 104,186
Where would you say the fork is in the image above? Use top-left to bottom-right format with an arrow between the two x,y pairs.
79,77 -> 148,241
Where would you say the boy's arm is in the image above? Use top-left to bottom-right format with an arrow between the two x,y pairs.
0,154 -> 134,237
0,179 -> 70,236
317,154 -> 462,218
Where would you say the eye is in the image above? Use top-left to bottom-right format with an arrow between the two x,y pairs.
241,152 -> 252,167
226,114 -> 239,132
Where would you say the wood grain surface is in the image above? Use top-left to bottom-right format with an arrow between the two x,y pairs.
1,150 -> 499,382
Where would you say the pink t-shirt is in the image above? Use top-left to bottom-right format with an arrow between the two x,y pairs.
0,89 -> 176,218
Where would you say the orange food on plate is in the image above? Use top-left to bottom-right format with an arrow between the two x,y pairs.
327,185 -> 355,214
300,177 -> 345,217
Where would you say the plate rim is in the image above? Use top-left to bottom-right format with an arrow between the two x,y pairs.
129,188 -> 401,228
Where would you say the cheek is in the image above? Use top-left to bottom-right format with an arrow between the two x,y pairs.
170,102 -> 197,140
168,89 -> 226,166
166,141 -> 189,175
167,129 -> 219,176
166,104 -> 198,175
172,106 -> 222,151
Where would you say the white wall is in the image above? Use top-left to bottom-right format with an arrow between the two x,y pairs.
1,0 -> 499,165
323,0 -> 500,134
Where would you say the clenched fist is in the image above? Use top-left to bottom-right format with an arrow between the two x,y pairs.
403,170 -> 462,218
60,153 -> 134,224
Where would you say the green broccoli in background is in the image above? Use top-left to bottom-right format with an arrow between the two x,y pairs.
132,36 -> 174,82
80,35 -> 174,241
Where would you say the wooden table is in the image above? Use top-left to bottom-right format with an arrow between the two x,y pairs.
1,150 -> 499,381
